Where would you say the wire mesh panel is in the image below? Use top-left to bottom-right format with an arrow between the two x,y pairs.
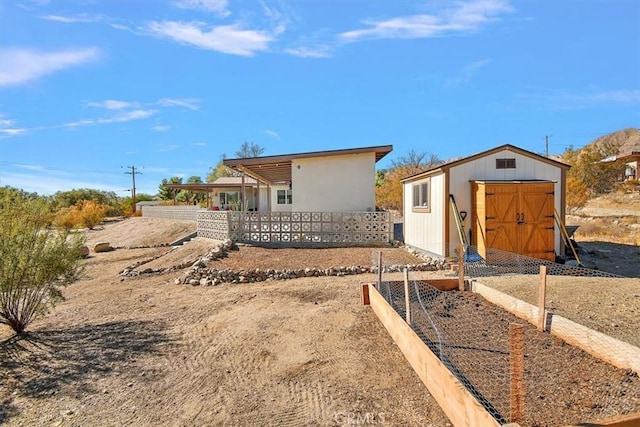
379,280 -> 511,423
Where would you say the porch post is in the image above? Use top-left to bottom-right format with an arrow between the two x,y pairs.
256,180 -> 261,212
241,174 -> 246,211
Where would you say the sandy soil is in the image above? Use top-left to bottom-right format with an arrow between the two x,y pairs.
2,217 -> 639,426
1,218 -> 451,427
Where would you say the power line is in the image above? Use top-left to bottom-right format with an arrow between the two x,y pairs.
122,166 -> 143,212
544,135 -> 552,157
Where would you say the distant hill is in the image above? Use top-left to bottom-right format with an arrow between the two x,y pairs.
587,128 -> 640,157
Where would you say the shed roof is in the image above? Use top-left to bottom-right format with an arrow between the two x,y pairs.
223,145 -> 393,185
400,144 -> 571,183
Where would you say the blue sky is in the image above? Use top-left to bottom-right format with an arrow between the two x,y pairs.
1,0 -> 638,196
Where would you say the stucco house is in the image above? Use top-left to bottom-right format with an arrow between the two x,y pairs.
223,145 -> 393,213
401,144 -> 571,262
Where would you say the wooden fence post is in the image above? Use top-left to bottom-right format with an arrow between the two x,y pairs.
377,251 -> 383,288
403,268 -> 411,325
538,265 -> 548,332
509,323 -> 525,424
361,283 -> 370,305
458,244 -> 465,291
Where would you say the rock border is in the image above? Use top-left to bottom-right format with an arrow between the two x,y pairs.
118,239 -> 449,285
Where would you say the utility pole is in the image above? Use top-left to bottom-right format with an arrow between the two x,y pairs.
544,135 -> 552,157
123,166 -> 143,212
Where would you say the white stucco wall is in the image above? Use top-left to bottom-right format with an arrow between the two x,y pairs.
291,153 -> 376,212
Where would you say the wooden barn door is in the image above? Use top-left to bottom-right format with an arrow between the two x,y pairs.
519,183 -> 555,260
472,181 -> 555,261
484,185 -> 519,254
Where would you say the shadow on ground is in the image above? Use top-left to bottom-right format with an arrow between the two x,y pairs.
575,241 -> 640,277
0,320 -> 173,422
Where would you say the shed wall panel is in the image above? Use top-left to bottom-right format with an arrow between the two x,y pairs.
403,173 -> 445,255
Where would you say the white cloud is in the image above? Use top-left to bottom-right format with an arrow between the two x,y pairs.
264,130 -> 279,139
87,100 -> 138,110
64,109 -> 156,128
158,98 -> 200,110
158,144 -> 180,152
173,0 -> 230,17
0,47 -> 100,87
285,45 -> 332,59
0,127 -> 27,138
339,0 -> 513,42
194,141 -> 207,146
41,14 -> 102,23
153,124 -> 171,132
445,58 -> 492,87
0,118 -> 27,138
146,21 -> 274,56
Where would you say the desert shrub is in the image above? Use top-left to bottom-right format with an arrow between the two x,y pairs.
78,200 -> 108,229
566,176 -> 590,210
53,206 -> 81,231
0,195 -> 85,334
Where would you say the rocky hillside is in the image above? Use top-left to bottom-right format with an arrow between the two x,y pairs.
588,127 -> 640,156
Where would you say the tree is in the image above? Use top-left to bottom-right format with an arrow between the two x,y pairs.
0,193 -> 85,334
206,154 -> 234,182
158,177 -> 183,201
562,143 -> 625,206
52,188 -> 120,215
208,143 -> 266,181
376,150 -> 442,214
235,141 -> 265,158
174,176 -> 205,204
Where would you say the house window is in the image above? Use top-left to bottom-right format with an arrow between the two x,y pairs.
496,158 -> 516,169
412,180 -> 430,212
219,191 -> 240,208
277,189 -> 292,205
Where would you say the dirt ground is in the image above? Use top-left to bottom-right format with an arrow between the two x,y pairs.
1,216 -> 639,426
1,218 -> 451,427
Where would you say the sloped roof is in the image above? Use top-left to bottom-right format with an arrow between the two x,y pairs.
400,144 -> 571,183
223,145 -> 393,185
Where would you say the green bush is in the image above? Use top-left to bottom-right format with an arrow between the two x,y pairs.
0,195 -> 85,334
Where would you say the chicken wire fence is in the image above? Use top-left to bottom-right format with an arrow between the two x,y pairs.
372,249 -> 640,425
457,244 -> 640,348
456,244 -> 623,279
375,277 -> 640,426
378,279 -> 512,423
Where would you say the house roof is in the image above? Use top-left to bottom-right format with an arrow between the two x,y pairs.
223,144 -> 393,185
400,144 -> 571,183
162,176 -> 259,193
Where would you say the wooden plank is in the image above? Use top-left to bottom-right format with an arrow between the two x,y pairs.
403,268 -> 411,324
368,284 -> 500,427
537,266 -> 547,332
361,283 -> 370,306
509,323 -> 525,424
458,244 -> 465,291
471,280 -> 640,375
